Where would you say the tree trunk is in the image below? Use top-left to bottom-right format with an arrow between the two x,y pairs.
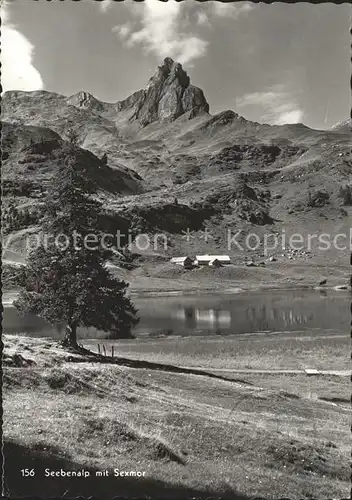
62,321 -> 77,347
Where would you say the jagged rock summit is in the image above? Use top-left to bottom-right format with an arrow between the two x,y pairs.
66,90 -> 105,113
116,57 -> 210,126
63,58 -> 210,136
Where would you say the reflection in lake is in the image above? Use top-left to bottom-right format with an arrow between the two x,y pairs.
2,289 -> 349,340
172,307 -> 231,328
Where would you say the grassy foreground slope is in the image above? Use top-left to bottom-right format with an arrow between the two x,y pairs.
3,334 -> 349,499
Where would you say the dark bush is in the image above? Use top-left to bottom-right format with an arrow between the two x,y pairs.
2,179 -> 44,198
339,185 -> 352,206
307,190 -> 330,207
1,201 -> 43,234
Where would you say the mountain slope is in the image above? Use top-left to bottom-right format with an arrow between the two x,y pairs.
330,119 -> 351,134
2,57 -> 352,277
2,122 -> 143,196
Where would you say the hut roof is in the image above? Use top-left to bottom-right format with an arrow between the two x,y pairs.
196,255 -> 231,262
170,256 -> 193,263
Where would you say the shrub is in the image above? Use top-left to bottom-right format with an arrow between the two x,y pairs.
307,190 -> 330,208
1,202 -> 42,234
339,185 -> 352,206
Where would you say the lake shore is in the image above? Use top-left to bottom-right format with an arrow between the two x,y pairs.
3,258 -> 351,304
2,281 -> 351,306
121,260 -> 351,296
3,333 -> 350,499
82,329 -> 350,371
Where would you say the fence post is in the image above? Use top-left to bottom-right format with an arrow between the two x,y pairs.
97,344 -> 101,355
102,344 -> 106,356
111,345 -> 114,358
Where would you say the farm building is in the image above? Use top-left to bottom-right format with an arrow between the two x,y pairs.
209,258 -> 223,267
170,256 -> 194,268
195,255 -> 231,266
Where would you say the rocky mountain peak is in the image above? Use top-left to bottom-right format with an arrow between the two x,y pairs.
146,57 -> 190,91
66,91 -> 104,111
117,57 -> 209,127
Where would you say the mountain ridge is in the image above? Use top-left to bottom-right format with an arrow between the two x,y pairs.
4,56 -> 349,150
2,57 -> 351,277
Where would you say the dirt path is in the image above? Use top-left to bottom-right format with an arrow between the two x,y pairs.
180,367 -> 351,376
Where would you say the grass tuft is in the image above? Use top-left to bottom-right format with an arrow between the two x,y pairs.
3,334 -> 349,499
78,416 -> 186,465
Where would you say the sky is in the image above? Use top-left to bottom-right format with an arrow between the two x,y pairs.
1,0 -> 350,130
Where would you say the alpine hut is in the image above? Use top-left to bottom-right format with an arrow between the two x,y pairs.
170,256 -> 194,269
195,255 -> 231,266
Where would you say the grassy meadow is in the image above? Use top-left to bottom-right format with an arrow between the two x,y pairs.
3,333 -> 350,499
83,329 -> 350,371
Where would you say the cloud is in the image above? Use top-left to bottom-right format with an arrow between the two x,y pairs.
236,86 -> 304,125
112,22 -> 132,40
109,0 -> 255,65
1,1 -> 43,92
195,11 -> 210,27
273,107 -> 303,126
112,0 -> 208,65
212,2 -> 254,19
99,0 -> 113,13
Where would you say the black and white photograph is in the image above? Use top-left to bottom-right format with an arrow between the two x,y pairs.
2,0 -> 351,498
